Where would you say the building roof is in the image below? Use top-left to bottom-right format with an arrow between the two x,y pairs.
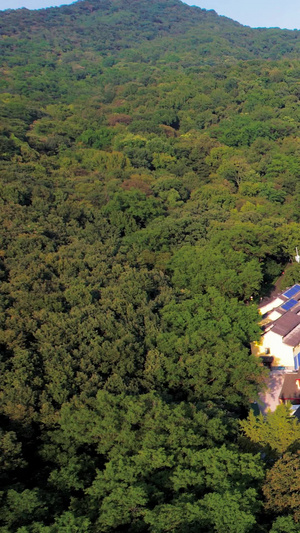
258,295 -> 285,312
279,370 -> 300,401
284,323 -> 300,347
271,312 -> 300,337
282,284 -> 300,299
259,284 -> 300,311
258,284 -> 300,349
291,303 -> 300,315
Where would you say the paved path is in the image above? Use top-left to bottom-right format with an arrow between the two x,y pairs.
258,370 -> 285,414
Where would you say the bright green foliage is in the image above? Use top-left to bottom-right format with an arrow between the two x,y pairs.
157,290 -> 262,406
269,515 -> 300,533
170,245 -> 263,300
0,489 -> 48,530
240,404 -> 300,455
10,513 -> 92,533
47,512 -> 92,533
78,127 -> 115,150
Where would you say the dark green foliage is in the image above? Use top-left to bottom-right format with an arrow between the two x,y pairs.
1,0 -> 300,531
41,392 -> 264,533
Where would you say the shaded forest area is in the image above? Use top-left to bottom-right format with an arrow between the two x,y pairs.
1,0 -> 300,530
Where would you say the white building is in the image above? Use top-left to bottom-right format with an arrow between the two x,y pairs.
253,284 -> 300,371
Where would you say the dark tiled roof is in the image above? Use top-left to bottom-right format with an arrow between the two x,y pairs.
271,312 -> 300,337
280,370 -> 300,401
291,303 -> 300,314
284,324 -> 300,347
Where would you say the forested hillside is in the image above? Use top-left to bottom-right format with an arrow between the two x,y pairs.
1,0 -> 300,531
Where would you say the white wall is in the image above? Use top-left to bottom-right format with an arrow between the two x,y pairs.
255,330 -> 294,369
268,310 -> 282,321
259,297 -> 284,316
293,343 -> 300,357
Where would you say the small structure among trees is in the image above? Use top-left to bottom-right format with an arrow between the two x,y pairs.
254,284 -> 300,371
253,284 -> 300,415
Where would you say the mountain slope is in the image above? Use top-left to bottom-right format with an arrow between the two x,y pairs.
1,0 -> 300,66
1,2 -> 300,532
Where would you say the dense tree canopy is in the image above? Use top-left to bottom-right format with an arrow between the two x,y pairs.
1,0 -> 300,530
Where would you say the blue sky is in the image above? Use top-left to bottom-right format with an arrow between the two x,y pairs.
0,0 -> 74,9
183,0 -> 300,29
0,0 -> 300,30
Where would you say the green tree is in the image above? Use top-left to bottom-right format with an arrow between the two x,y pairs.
263,451 -> 300,523
240,404 -> 300,456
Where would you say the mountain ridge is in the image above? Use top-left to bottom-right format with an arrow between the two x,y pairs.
1,0 -> 300,65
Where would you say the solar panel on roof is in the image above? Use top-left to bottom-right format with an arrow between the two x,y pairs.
281,298 -> 298,311
283,285 -> 300,298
